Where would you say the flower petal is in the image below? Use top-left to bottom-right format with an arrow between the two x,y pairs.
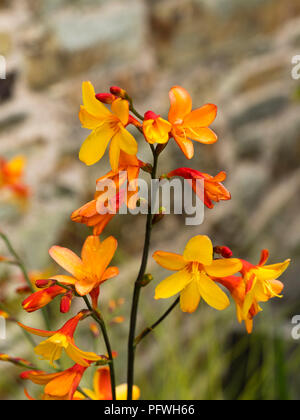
184,104 -> 217,128
111,99 -> 129,126
82,81 -> 111,118
205,258 -> 242,278
49,246 -> 84,279
155,269 -> 192,299
116,384 -> 140,400
183,235 -> 213,265
153,251 -> 186,271
79,125 -> 112,166
255,259 -> 291,282
180,280 -> 201,313
186,127 -> 218,144
18,323 -> 55,337
168,86 -> 192,123
173,135 -> 194,159
197,272 -> 230,310
94,367 -> 112,400
115,127 -> 138,156
79,106 -> 102,129
109,137 -> 121,173
66,343 -> 101,367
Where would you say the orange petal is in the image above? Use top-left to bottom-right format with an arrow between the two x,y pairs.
18,323 -> 54,338
173,135 -> 194,159
186,127 -> 218,144
168,86 -> 192,123
184,104 -> 217,128
49,246 -> 84,279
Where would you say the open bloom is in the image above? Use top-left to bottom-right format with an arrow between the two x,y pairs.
49,235 -> 118,296
167,167 -> 231,209
0,156 -> 30,200
82,367 -> 140,400
71,152 -> 145,235
21,364 -> 88,400
18,311 -> 101,367
153,235 -> 242,313
143,111 -> 172,144
217,250 -> 291,333
79,81 -> 138,172
22,285 -> 66,313
168,86 -> 218,159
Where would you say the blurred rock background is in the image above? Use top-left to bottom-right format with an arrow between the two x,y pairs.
0,0 -> 299,400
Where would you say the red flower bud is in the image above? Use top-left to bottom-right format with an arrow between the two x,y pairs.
60,291 -> 73,314
144,111 -> 160,121
214,246 -> 233,258
110,86 -> 128,99
95,93 -> 116,104
35,279 -> 56,289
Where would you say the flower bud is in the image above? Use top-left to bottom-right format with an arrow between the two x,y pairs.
214,246 -> 233,258
140,273 -> 154,287
95,93 -> 116,104
35,279 -> 56,289
89,322 -> 100,338
60,291 -> 73,314
110,86 -> 128,99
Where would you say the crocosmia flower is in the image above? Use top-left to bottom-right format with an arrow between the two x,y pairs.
82,367 -> 140,400
0,156 -> 30,199
167,167 -> 231,209
168,86 -> 218,159
18,311 -> 101,367
71,152 -> 145,235
21,364 -> 88,400
143,111 -> 172,144
79,81 -> 138,172
153,235 -> 242,313
49,235 -> 119,296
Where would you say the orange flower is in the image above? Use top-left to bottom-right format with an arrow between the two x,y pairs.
79,82 -> 138,172
143,111 -> 172,144
82,367 -> 140,400
71,152 -> 145,235
167,167 -> 231,209
154,235 -> 242,313
21,364 -> 88,400
18,311 -> 101,367
22,285 -> 66,313
0,156 -> 30,200
48,235 -> 118,296
168,86 -> 218,159
217,250 -> 291,333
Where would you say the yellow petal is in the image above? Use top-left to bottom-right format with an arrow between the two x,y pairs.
116,384 -> 140,400
109,137 -> 121,173
153,251 -> 186,271
66,343 -> 100,367
254,259 -> 291,282
79,106 -> 102,129
155,269 -> 192,299
49,246 -> 84,279
111,99 -> 129,125
183,235 -> 213,265
51,275 -> 77,285
79,125 -> 113,166
180,280 -> 201,313
197,272 -> 230,310
205,258 -> 242,278
114,127 -> 138,156
82,81 -> 111,118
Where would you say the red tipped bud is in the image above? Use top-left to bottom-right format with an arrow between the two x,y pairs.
22,285 -> 65,313
95,93 -> 116,104
144,111 -> 160,121
128,114 -> 142,128
110,86 -> 128,99
35,279 -> 56,289
60,291 -> 73,314
214,246 -> 233,258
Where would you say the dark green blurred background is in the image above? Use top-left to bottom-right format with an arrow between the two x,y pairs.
0,0 -> 300,400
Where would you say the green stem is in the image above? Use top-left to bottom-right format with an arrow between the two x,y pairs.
0,232 -> 52,331
134,297 -> 179,347
83,296 -> 116,400
127,146 -> 158,400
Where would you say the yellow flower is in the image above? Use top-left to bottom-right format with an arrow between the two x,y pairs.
153,235 -> 242,313
143,111 -> 172,144
79,81 -> 138,172
18,311 -> 101,367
